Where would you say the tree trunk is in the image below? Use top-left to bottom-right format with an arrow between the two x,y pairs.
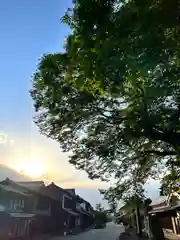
136,207 -> 142,236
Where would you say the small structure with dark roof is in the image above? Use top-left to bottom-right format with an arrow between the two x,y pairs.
148,193 -> 180,236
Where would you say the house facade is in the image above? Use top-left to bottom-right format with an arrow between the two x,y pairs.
0,178 -> 94,238
148,193 -> 180,236
75,195 -> 94,229
0,179 -> 54,235
45,183 -> 80,235
0,180 -> 35,239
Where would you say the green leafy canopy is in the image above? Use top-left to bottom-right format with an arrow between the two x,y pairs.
31,0 -> 180,204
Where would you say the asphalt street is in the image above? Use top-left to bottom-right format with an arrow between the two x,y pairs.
52,222 -> 124,240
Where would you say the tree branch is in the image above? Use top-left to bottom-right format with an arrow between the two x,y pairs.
144,150 -> 177,156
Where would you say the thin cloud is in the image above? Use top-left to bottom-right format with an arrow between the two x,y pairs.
57,180 -> 108,189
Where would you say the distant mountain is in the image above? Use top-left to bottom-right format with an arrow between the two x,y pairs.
0,164 -> 31,181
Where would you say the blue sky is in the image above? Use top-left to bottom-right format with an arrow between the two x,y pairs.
0,0 -> 72,132
0,0 -> 73,166
0,0 -> 159,207
0,0 -> 111,207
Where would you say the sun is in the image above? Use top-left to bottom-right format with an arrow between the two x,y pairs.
17,158 -> 46,178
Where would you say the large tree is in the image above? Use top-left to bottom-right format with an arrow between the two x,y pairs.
31,0 -> 180,203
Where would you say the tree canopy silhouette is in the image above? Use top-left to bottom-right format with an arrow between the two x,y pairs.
31,0 -> 180,203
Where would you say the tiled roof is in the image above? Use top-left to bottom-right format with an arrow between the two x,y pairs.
150,196 -> 167,206
16,181 -> 45,191
45,182 -> 73,200
149,204 -> 180,214
16,181 -> 71,200
64,189 -> 76,196
0,184 -> 30,196
1,179 -> 51,199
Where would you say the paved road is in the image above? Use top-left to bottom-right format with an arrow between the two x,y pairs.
52,222 -> 124,240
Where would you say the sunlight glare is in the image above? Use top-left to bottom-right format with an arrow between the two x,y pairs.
16,158 -> 46,178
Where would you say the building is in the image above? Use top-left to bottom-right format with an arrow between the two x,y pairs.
116,202 -> 147,236
15,181 -> 80,235
75,195 -> 94,229
0,179 -> 55,236
115,204 -> 138,227
45,183 -> 80,235
0,178 -> 94,237
148,193 -> 180,236
0,181 -> 35,239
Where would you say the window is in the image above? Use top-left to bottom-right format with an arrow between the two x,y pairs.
75,216 -> 80,226
80,202 -> 86,210
76,202 -> 81,211
88,207 -> 92,213
63,195 -> 72,209
85,204 -> 89,212
10,199 -> 25,212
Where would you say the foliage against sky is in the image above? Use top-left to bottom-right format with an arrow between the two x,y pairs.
31,0 -> 180,203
